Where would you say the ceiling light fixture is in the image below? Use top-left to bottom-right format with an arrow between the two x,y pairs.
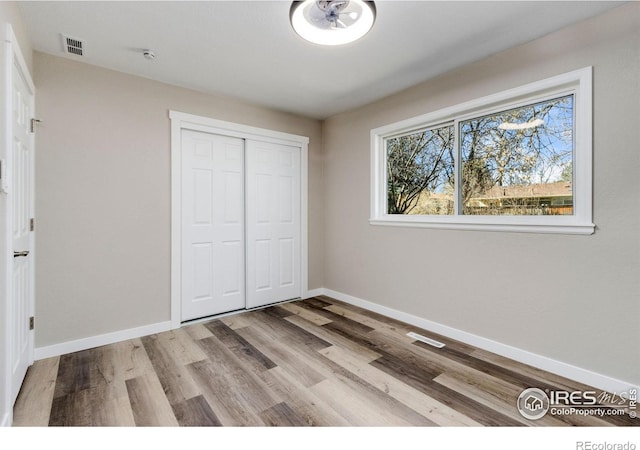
290,0 -> 376,46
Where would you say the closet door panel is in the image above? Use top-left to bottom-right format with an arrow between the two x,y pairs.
181,130 -> 245,321
246,141 -> 301,308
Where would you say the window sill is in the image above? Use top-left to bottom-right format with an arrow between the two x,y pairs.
369,217 -> 595,235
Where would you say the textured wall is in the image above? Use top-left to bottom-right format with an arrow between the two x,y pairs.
321,4 -> 640,385
0,1 -> 32,71
33,52 -> 323,347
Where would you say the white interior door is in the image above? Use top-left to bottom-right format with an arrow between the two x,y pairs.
246,140 -> 301,309
181,130 -> 245,321
9,51 -> 35,405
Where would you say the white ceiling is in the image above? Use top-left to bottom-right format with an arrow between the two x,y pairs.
19,1 -> 623,119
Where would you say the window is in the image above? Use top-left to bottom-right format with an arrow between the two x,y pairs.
387,124 -> 454,215
371,67 -> 593,234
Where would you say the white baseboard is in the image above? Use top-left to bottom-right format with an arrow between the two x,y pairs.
34,321 -> 173,360
319,288 -> 636,395
304,288 -> 324,299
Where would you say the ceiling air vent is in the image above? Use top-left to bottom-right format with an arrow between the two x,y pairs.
61,34 -> 84,56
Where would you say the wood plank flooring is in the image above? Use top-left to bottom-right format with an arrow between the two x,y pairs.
12,296 -> 638,427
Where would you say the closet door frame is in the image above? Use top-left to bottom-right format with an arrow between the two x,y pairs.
169,111 -> 309,328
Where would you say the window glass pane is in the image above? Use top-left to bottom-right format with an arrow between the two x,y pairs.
460,95 -> 574,216
386,125 -> 454,215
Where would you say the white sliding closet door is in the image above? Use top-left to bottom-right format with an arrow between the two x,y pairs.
246,140 -> 301,309
181,130 -> 245,321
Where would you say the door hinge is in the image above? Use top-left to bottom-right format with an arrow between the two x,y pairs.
29,316 -> 34,330
0,159 -> 7,194
30,118 -> 41,133
30,218 -> 35,231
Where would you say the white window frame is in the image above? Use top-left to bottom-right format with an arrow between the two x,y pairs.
370,67 -> 594,235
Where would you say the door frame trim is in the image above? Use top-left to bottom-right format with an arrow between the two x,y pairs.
169,110 -> 310,329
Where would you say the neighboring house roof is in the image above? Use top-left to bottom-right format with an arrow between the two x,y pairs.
475,181 -> 573,200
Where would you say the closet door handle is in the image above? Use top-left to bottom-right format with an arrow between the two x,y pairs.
14,251 -> 29,258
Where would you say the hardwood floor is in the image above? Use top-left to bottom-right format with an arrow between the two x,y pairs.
12,296 -> 638,427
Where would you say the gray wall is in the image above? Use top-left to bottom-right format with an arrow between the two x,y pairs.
0,1 -> 32,71
33,52 -> 323,347
322,4 -> 639,385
